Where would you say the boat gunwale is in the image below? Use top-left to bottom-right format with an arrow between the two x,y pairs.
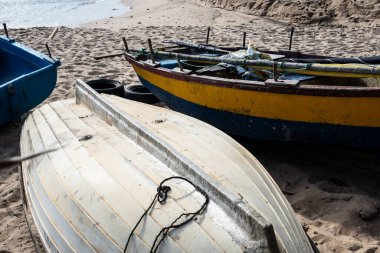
0,35 -> 58,65
0,63 -> 57,89
124,52 -> 380,97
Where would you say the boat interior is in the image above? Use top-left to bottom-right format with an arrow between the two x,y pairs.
0,48 -> 41,84
0,38 -> 51,85
131,45 -> 380,88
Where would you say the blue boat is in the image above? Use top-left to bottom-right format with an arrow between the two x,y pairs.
0,35 -> 60,125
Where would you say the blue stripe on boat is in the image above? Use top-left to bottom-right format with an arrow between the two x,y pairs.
138,75 -> 380,149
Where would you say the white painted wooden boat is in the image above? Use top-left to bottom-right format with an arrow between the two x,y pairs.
20,79 -> 314,253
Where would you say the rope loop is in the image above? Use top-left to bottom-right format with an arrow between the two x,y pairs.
124,176 -> 209,253
157,185 -> 171,204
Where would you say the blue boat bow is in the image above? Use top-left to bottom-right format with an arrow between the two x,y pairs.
0,35 -> 60,124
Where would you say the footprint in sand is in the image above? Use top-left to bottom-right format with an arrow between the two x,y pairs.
6,188 -> 20,203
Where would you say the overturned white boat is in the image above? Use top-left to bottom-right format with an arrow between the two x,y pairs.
20,79 -> 314,253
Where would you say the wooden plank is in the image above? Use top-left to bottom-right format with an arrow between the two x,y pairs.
21,117 -> 62,253
77,85 -> 277,249
37,104 -> 160,253
26,161 -> 79,253
43,101 -> 185,252
64,99 -> 244,252
53,100 -> 225,253
26,109 -> 98,253
105,95 -> 308,251
21,118 -> 75,253
30,107 -> 148,253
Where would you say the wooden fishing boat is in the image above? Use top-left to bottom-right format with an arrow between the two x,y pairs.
123,47 -> 380,149
20,79 -> 314,253
0,34 -> 60,124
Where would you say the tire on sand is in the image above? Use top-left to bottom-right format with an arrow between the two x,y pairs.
86,79 -> 124,97
124,84 -> 160,104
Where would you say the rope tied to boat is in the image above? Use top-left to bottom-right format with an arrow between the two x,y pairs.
124,176 -> 209,253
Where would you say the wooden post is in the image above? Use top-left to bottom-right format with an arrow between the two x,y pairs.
176,55 -> 183,71
48,27 -> 59,40
206,26 -> 210,44
122,37 -> 129,53
45,27 -> 59,59
243,32 -> 246,48
3,23 -> 9,39
289,27 -> 294,51
45,43 -> 52,58
147,38 -> 155,64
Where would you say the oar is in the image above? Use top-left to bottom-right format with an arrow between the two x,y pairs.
0,148 -> 59,170
162,39 -> 230,54
94,52 -> 124,60
152,51 -> 380,78
286,56 -> 380,65
94,36 -> 132,60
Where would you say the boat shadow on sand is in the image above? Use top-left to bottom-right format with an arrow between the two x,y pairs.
237,137 -> 380,250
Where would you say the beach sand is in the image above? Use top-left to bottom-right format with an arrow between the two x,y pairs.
1,0 -> 380,252
193,0 -> 380,28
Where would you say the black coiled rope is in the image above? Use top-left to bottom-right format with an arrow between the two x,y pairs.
124,176 -> 209,253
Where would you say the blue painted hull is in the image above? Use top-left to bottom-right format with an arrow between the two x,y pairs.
0,36 -> 60,125
138,75 -> 380,149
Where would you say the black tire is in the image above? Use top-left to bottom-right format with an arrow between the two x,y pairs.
124,84 -> 160,104
85,79 -> 124,97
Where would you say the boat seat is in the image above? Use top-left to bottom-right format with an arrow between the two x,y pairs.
265,78 -> 300,87
171,67 -> 192,74
159,59 -> 179,69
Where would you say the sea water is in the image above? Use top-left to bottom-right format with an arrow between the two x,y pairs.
0,0 -> 129,28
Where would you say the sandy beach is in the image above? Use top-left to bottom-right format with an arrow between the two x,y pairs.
1,0 -> 380,252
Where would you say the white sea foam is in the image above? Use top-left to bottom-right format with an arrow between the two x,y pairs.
0,0 -> 129,28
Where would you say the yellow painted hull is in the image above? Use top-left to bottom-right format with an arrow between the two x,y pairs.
125,55 -> 380,148
134,65 -> 380,127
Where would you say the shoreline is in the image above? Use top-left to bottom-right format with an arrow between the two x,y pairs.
1,0 -> 130,29
85,0 -> 271,29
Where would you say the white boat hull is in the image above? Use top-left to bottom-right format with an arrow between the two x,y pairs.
20,79 -> 313,253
